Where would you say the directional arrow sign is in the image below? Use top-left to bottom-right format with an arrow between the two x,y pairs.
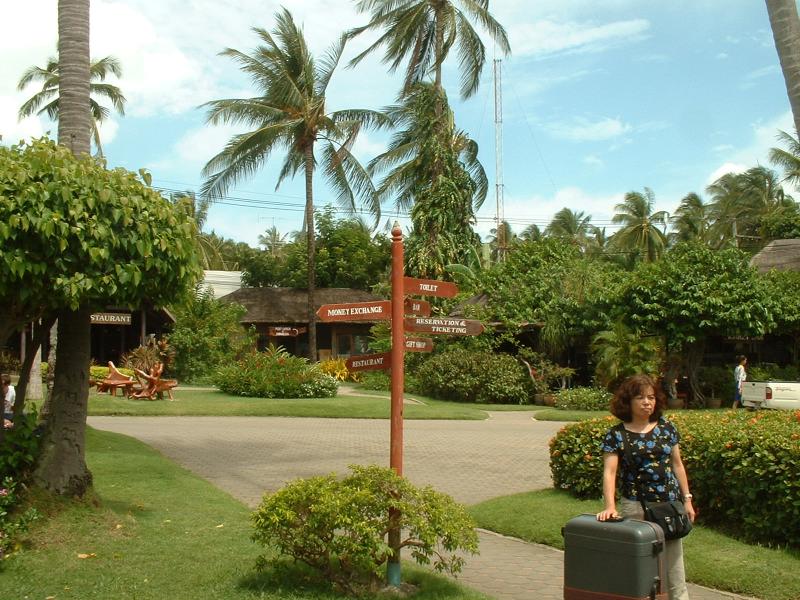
403,277 -> 458,298
404,337 -> 434,352
404,317 -> 484,336
346,351 -> 392,372
316,300 -> 391,322
403,298 -> 431,316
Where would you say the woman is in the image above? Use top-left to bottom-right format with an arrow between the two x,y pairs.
596,374 -> 696,600
733,355 -> 747,408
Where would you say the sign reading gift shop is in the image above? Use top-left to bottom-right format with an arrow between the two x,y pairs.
90,312 -> 132,325
268,326 -> 307,337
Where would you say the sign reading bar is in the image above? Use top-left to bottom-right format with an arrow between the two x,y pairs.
91,312 -> 131,325
404,337 -> 434,353
268,326 -> 307,337
316,300 -> 391,322
404,317 -> 484,336
403,298 -> 431,316
403,277 -> 458,298
346,351 -> 391,372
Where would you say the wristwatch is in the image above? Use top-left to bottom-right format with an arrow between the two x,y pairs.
683,493 -> 693,501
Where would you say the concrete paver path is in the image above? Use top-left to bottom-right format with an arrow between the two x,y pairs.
89,413 -> 757,600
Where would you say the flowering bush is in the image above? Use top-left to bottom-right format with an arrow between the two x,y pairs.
318,358 -> 361,383
252,465 -> 478,594
550,410 -> 800,547
214,345 -> 337,398
0,477 -> 40,561
0,411 -> 42,479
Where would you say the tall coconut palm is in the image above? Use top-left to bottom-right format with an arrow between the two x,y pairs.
34,0 -> 93,496
258,225 -> 290,258
348,0 -> 511,99
171,191 -> 229,270
670,192 -> 711,245
487,220 -> 515,262
769,129 -> 800,186
545,207 -> 593,249
610,188 -> 669,263
18,55 -> 125,156
200,9 -> 388,360
519,223 -> 542,242
765,0 -> 800,137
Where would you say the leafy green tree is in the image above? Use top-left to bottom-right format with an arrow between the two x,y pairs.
0,139 -> 200,494
348,0 -> 510,99
17,55 -> 125,156
591,321 -> 661,390
761,202 -> 800,239
201,9 -> 388,360
762,269 -> 800,363
610,188 -> 668,263
168,287 -> 254,383
622,242 -> 771,406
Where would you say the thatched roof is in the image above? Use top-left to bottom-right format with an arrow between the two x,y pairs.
750,239 -> 800,273
219,287 -> 385,324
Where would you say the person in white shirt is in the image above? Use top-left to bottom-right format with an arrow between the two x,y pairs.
2,373 -> 15,428
733,355 -> 747,409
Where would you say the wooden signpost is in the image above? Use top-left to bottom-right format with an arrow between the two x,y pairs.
316,300 -> 391,322
346,352 -> 391,372
404,317 -> 485,336
403,298 -> 431,316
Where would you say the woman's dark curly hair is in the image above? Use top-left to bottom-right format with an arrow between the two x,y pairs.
610,374 -> 665,422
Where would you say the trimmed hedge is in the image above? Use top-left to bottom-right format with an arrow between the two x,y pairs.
550,410 -> 800,547
554,387 -> 611,411
215,350 -> 337,398
414,348 -> 532,404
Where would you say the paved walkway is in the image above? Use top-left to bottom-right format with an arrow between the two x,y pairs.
89,412 -> 757,600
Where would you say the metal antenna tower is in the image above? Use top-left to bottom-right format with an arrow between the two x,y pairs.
493,57 -> 505,259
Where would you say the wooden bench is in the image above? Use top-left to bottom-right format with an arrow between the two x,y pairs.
131,362 -> 178,400
95,361 -> 135,397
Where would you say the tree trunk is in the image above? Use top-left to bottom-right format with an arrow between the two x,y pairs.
13,316 -> 54,418
58,0 -> 92,155
304,143 -> 317,362
33,308 -> 93,496
766,0 -> 800,136
685,340 -> 706,409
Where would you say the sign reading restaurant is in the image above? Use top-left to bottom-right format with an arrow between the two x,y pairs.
90,312 -> 132,325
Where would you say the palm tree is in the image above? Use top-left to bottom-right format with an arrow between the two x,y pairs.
670,192 -> 711,245
545,207 -> 593,249
348,0 -> 511,99
18,55 -> 125,156
487,220 -> 515,262
610,188 -> 669,263
769,129 -> 800,186
519,223 -> 542,242
258,225 -> 289,258
706,172 -> 745,248
765,0 -> 800,136
171,191 -> 229,270
200,9 -> 389,360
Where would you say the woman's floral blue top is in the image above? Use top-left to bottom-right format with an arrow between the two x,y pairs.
601,416 -> 681,502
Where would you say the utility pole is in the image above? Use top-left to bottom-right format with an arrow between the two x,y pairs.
493,57 -> 505,260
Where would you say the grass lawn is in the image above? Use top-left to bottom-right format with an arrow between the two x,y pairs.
85,387 -> 545,420
0,428 -> 488,600
469,489 -> 800,600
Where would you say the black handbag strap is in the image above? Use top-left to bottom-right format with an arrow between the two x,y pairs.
617,422 -> 648,510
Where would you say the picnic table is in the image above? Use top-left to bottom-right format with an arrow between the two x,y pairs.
95,362 -> 135,397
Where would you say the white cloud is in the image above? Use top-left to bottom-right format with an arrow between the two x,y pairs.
509,19 -> 650,58
740,64 -> 780,90
547,116 -> 632,141
583,155 -> 604,167
716,52 -> 729,60
0,96 -> 46,145
706,162 -> 747,185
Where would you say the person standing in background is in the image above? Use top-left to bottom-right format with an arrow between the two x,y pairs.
2,373 -> 15,426
733,355 -> 747,408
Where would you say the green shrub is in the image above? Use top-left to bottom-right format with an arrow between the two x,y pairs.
550,410 -> 800,547
415,348 -> 531,404
697,365 -> 735,403
215,346 -> 337,399
0,411 -> 42,479
252,465 -> 478,594
357,371 -> 391,391
0,476 -> 40,561
748,363 -> 800,382
554,387 -> 611,411
0,351 -> 20,374
89,365 -> 134,382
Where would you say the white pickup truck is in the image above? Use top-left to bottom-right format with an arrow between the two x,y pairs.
741,381 -> 800,410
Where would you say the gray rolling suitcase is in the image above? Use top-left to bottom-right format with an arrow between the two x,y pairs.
563,514 -> 667,600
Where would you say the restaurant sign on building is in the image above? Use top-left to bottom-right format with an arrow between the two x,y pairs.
90,312 -> 132,325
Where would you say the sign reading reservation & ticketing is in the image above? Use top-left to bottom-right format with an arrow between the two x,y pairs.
404,317 -> 484,336
346,351 -> 392,372
316,300 -> 391,322
403,277 -> 458,298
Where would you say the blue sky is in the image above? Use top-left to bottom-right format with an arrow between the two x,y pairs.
1,1 -> 795,246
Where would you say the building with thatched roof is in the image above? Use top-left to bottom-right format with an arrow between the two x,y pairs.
750,239 -> 800,273
220,287 -> 385,359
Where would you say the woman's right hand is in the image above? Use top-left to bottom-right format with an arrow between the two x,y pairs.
596,508 -> 620,521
